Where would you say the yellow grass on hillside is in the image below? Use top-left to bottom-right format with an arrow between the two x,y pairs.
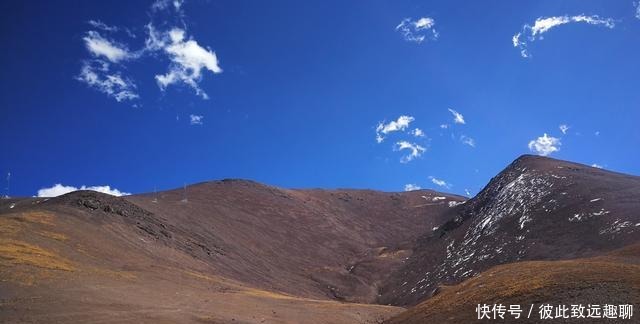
37,230 -> 69,241
19,211 -> 56,225
0,211 -> 57,237
386,251 -> 640,324
0,239 -> 75,271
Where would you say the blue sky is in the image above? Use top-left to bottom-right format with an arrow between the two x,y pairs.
1,0 -> 639,197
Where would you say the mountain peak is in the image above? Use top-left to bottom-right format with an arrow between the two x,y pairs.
377,154 -> 640,306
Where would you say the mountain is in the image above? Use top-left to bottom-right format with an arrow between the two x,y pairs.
0,179 -> 462,323
377,155 -> 640,307
1,155 -> 639,323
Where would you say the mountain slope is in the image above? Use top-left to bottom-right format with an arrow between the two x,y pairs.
384,243 -> 640,324
2,155 -> 639,323
125,180 -> 465,302
377,155 -> 640,307
0,181 -> 463,323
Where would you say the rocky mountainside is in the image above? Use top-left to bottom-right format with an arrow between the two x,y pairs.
378,155 -> 640,307
384,243 -> 640,324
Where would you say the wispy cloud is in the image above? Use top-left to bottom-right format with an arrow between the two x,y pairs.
429,176 -> 451,189
460,135 -> 476,147
404,184 -> 421,191
559,124 -> 570,135
77,0 -> 222,102
151,0 -> 184,12
155,28 -> 222,99
83,31 -> 135,63
528,133 -> 561,156
88,19 -> 137,38
375,115 -> 415,143
448,108 -> 465,124
189,114 -> 204,125
396,17 -> 439,43
635,2 -> 640,20
375,116 -> 431,163
37,184 -> 130,197
76,60 -> 139,102
395,141 -> 426,163
513,15 -> 615,58
87,20 -> 119,33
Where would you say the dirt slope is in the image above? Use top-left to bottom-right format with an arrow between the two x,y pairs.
0,182 -> 462,323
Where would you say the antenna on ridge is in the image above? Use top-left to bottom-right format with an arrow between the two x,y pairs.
181,182 -> 188,203
3,172 -> 9,199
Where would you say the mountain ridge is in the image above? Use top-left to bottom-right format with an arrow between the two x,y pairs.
1,154 -> 639,323
377,154 -> 640,306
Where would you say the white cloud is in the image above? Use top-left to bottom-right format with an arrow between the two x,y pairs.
37,184 -> 130,197
569,15 -> 615,29
513,15 -> 615,58
440,124 -> 449,129
414,17 -> 435,29
395,141 -> 426,163
591,163 -> 603,169
531,16 -> 573,35
464,189 -> 472,197
448,108 -> 465,124
528,133 -> 561,156
79,1 -> 222,102
404,184 -> 422,191
155,28 -> 223,99
411,128 -> 425,137
512,32 -> 521,47
375,115 -> 415,143
78,29 -> 139,102
429,176 -> 451,189
396,17 -> 439,43
460,135 -> 476,147
144,23 -> 167,52
87,20 -> 136,38
83,31 -> 134,63
174,0 -> 185,10
152,0 -> 184,12
559,124 -> 570,134
512,32 -> 529,58
189,114 -> 204,125
635,2 -> 640,19
76,61 -> 139,102
88,20 -> 119,32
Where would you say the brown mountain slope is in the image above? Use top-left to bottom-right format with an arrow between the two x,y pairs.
378,155 -> 640,306
0,181 -> 463,323
125,180 -> 465,302
384,243 -> 640,324
2,155 -> 639,323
